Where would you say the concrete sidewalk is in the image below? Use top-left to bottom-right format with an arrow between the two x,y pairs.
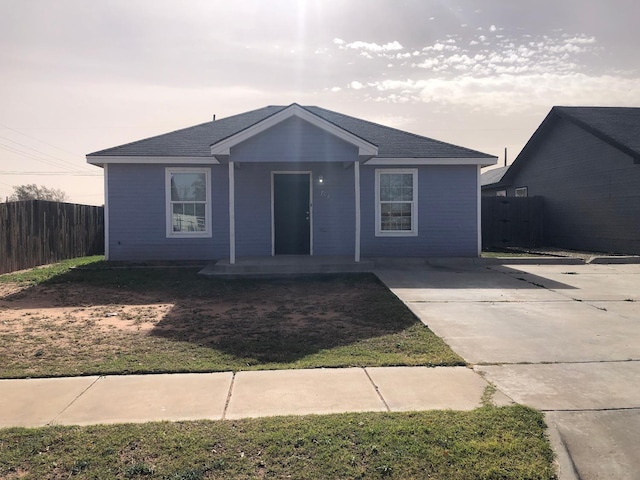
0,366 -> 512,428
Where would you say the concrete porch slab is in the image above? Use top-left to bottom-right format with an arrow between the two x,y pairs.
0,376 -> 99,428
225,368 -> 386,419
53,373 -> 233,426
200,256 -> 374,276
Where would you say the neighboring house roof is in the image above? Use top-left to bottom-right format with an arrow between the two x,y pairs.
501,106 -> 640,186
480,165 -> 510,188
554,106 -> 640,161
87,103 -> 496,166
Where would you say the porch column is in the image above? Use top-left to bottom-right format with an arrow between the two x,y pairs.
476,164 -> 482,257
354,160 -> 361,262
229,161 -> 236,264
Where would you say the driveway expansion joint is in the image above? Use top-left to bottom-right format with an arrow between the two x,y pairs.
541,406 -> 640,413
475,358 -> 640,366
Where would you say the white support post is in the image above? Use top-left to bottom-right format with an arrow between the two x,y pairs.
477,164 -> 482,257
229,161 -> 236,264
354,161 -> 361,262
103,163 -> 109,261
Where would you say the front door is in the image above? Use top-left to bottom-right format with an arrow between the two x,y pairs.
273,173 -> 311,255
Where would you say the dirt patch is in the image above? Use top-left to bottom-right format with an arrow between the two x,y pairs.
0,273 -> 447,378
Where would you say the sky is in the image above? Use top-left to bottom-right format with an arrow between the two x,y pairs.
1,0 -> 640,205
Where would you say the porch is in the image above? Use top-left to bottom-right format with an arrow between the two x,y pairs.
199,255 -> 374,277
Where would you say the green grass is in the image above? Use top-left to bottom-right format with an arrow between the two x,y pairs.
0,256 -> 106,285
0,257 -> 464,378
0,406 -> 556,479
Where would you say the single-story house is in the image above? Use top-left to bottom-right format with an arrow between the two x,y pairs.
481,106 -> 640,254
87,103 -> 497,263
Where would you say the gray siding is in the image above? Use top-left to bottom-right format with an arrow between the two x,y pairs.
107,163 -> 480,261
507,118 -> 640,254
231,116 -> 358,163
361,165 -> 479,257
233,162 -> 356,257
107,163 -> 227,261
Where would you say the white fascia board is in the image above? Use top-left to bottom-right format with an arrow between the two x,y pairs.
86,156 -> 219,166
365,157 -> 498,166
210,104 -> 378,157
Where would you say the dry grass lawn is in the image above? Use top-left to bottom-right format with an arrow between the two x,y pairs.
0,259 -> 463,378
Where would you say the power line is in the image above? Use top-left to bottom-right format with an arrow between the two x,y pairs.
0,134 -> 95,173
0,171 -> 101,176
0,123 -> 84,157
0,142 -> 79,172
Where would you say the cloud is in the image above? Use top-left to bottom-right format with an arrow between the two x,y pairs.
349,81 -> 365,90
342,40 -> 403,52
362,74 -> 640,114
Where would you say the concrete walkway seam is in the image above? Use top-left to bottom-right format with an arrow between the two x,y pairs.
363,368 -> 391,412
221,372 -> 236,420
49,375 -> 102,426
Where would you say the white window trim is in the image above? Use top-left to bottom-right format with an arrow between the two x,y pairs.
165,167 -> 212,238
515,186 -> 528,198
375,168 -> 418,237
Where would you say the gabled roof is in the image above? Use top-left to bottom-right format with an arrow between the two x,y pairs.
481,166 -> 510,188
502,106 -> 640,185
87,103 -> 496,166
210,103 -> 378,159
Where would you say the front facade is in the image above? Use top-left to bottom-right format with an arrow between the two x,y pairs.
88,104 -> 496,262
482,106 -> 640,254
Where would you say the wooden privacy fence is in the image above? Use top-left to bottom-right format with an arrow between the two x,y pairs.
482,196 -> 543,250
0,200 -> 104,274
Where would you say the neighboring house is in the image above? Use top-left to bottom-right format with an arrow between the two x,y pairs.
482,106 -> 640,255
87,103 -> 496,262
480,166 -> 509,196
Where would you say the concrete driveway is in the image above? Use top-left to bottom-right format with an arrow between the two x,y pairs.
376,262 -> 640,480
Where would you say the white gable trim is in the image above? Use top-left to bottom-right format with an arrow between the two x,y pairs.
210,104 -> 379,157
365,157 -> 497,166
86,156 -> 218,166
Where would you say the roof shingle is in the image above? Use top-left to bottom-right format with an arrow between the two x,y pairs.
88,104 -> 495,160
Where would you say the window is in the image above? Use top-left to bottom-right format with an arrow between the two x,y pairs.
165,168 -> 211,237
375,169 -> 418,236
515,187 -> 528,197
496,190 -> 507,197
